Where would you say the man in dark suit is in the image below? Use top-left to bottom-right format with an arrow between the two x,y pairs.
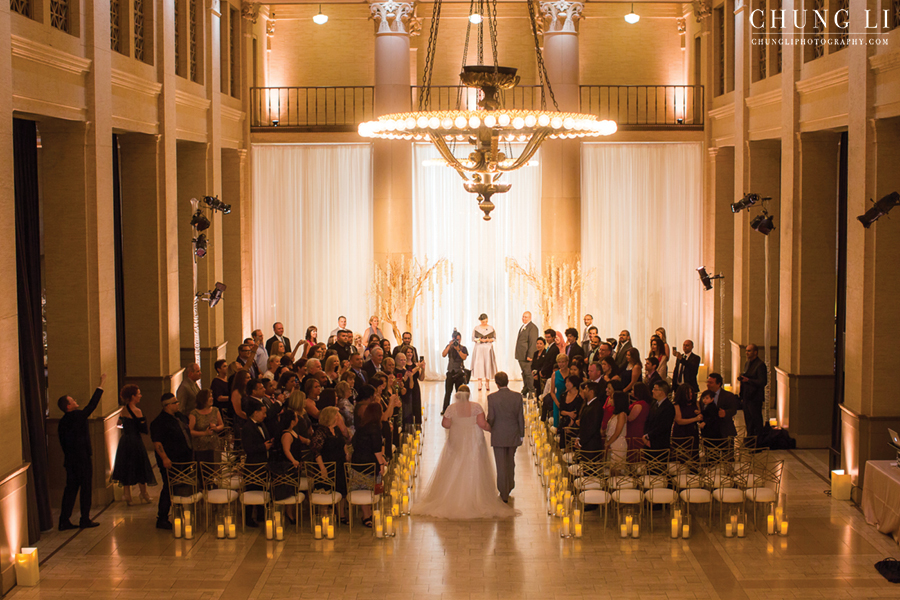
706,372 -> 739,437
362,346 -> 384,381
57,373 -> 107,531
265,322 -> 292,355
643,381 -> 675,451
241,398 -> 272,527
739,344 -> 767,438
581,326 -> 598,355
348,353 -> 367,394
672,339 -> 701,394
577,381 -> 605,452
614,330 -> 633,371
564,328 -> 586,363
392,331 -> 420,363
514,312 -> 540,396
644,356 -> 663,390
151,392 -> 194,530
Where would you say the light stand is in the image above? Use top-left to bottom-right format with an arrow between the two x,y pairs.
189,196 -> 230,365
698,267 -> 726,374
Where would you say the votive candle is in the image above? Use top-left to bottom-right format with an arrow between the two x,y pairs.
228,523 -> 237,538
737,522 -> 745,537
725,523 -> 733,538
632,523 -> 640,538
327,525 -> 335,539
780,520 -> 789,536
275,526 -> 284,541
620,523 -> 628,538
682,523 -> 690,538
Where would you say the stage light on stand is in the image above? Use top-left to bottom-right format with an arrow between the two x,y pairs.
198,282 -> 227,308
731,193 -> 763,213
750,211 -> 776,235
697,266 -> 723,291
857,191 -> 900,228
193,234 -> 207,258
203,195 -> 231,214
190,210 -> 211,231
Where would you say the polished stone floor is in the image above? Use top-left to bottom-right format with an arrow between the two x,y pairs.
11,382 -> 900,600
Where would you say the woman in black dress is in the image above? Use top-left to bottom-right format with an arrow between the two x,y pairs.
270,409 -> 305,523
350,402 -> 387,527
311,406 -> 350,523
405,346 -> 425,425
287,390 -> 314,462
558,375 -> 583,446
112,385 -> 156,505
671,384 -> 703,457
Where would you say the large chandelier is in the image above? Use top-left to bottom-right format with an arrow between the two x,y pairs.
358,0 -> 617,220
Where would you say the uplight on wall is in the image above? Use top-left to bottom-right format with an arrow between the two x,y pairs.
624,4 -> 640,24
313,5 -> 328,24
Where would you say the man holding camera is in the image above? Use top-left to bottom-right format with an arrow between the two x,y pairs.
441,330 -> 469,415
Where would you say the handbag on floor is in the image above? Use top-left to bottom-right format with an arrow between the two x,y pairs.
875,558 -> 900,583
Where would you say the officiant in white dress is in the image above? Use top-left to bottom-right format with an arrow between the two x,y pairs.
472,314 -> 498,392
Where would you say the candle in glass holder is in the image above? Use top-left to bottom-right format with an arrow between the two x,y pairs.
266,519 -> 274,540
725,523 -> 733,537
315,525 -> 323,539
392,503 -> 400,517
217,524 -> 225,539
682,523 -> 690,538
385,515 -> 393,536
620,523 -> 628,538
625,515 -> 633,530
184,510 -> 192,527
402,495 -> 410,513
775,506 -> 783,526
573,509 -> 581,524
780,520 -> 789,536
274,512 -> 282,529
327,525 -> 335,539
737,522 -> 745,537
174,517 -> 183,538
376,523 -> 384,538
767,514 -> 775,535
562,516 -> 570,537
575,523 -> 583,538
228,523 -> 237,538
632,523 -> 640,538
671,518 -> 679,538
276,526 -> 284,541
185,525 -> 193,540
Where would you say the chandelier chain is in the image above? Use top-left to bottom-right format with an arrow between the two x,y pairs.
527,0 -> 558,111
488,0 -> 500,69
477,0 -> 484,64
419,0 -> 444,110
458,0 -> 475,109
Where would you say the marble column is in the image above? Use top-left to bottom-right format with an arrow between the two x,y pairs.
370,1 -> 416,262
540,1 -> 583,263
704,146 -> 735,380
222,148 -> 252,359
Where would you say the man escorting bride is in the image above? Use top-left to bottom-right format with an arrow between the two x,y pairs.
414,373 -> 523,519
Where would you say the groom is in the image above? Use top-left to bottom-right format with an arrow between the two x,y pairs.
487,372 -> 525,503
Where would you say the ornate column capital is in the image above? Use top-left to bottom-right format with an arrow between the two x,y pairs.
266,18 -> 275,37
693,0 -> 712,23
369,1 -> 420,36
241,2 -> 260,24
540,0 -> 584,34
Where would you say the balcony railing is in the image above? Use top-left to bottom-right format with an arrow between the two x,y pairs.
250,86 -> 375,131
580,85 -> 704,130
410,85 -> 546,111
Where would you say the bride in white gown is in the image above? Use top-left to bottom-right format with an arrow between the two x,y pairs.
413,386 -> 516,519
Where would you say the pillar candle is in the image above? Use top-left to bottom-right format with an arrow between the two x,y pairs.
376,524 -> 384,538
767,515 -> 775,535
392,503 -> 400,517
315,525 -> 323,539
737,522 -> 745,537
327,525 -> 335,539
682,523 -> 690,538
402,495 -> 409,513
217,524 -> 225,539
625,515 -> 633,530
174,517 -> 183,538
725,523 -> 733,538
574,509 -> 581,524
671,518 -> 679,539
556,503 -> 564,517
184,525 -> 193,540
562,517 -> 570,537
620,524 -> 628,538
14,549 -> 39,587
184,510 -> 191,527
266,520 -> 274,540
780,520 -> 789,536
274,512 -> 282,529
276,526 -> 284,541
225,515 -> 232,526
575,523 -> 583,538
831,470 -> 852,500
385,515 -> 393,536
632,524 -> 640,538
775,507 -> 783,525
228,523 -> 237,538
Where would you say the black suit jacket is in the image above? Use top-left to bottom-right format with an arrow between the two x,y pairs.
362,360 -> 380,381
614,341 -> 633,370
565,343 -> 585,362
645,371 -> 663,391
242,419 -> 271,464
265,335 -> 292,355
578,399 -> 605,452
716,389 -> 740,437
644,399 -> 675,450
672,353 -> 701,393
58,388 -> 104,466
741,357 -> 767,404
542,344 -> 560,378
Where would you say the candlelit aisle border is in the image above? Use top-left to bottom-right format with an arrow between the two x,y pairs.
522,394 -> 790,543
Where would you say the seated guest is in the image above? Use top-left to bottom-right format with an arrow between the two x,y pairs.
643,356 -> 663,389
311,407 -> 349,523
350,402 -> 387,527
277,371 -> 300,398
622,348 -> 642,393
642,381 -> 675,452
626,382 -> 651,453
564,328 -> 585,362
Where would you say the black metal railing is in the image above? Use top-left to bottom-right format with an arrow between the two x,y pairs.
580,85 -> 705,130
250,86 -> 375,130
410,85 -> 545,111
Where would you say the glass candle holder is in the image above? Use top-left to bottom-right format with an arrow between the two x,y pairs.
681,514 -> 692,539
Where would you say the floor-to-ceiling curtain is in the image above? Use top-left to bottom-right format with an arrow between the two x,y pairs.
412,143 -> 541,379
581,142 -> 703,361
251,144 -> 373,341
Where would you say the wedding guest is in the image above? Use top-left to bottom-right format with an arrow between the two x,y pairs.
270,409 -> 303,523
309,343 -> 326,361
363,316 -> 384,347
577,381 -> 604,453
350,402 -> 387,527
739,344 -> 767,438
601,380 -> 624,432
112,384 -> 156,506
672,339 -> 700,393
278,371 -> 300,398
587,361 -> 603,384
329,329 -> 357,363
380,338 -> 392,359
706,372 -> 739,437
596,341 -> 615,369
228,344 -> 258,380
598,356 -> 621,386
363,346 -> 385,381
177,363 -> 202,414
304,378 -> 323,424
287,390 -> 313,457
605,392 -> 629,466
582,325 -> 598,355
655,327 -> 671,360
311,407 -> 349,523
671,384 -> 702,455
317,387 -> 337,412
622,348 -> 642,393
531,337 -> 550,392
614,330 -> 633,370
189,389 -> 224,464
241,398 -> 271,527
334,381 -> 355,433
558,375 -> 583,444
581,314 -> 595,344
644,356 -> 663,389
699,390 -> 722,440
405,347 -> 426,424
649,336 -> 668,380
230,370 -> 251,426
265,322 -> 292,355
392,331 -> 420,363
251,329 -> 269,374
210,360 -> 231,418
328,316 -> 348,344
564,328 -> 585,362
642,381 -> 675,452
323,355 -> 341,387
549,354 -> 570,428
352,333 -> 365,356
151,392 -> 193,530
262,355 -> 281,380
626,382 -> 651,453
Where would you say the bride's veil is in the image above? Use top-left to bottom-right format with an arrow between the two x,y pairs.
449,390 -> 479,417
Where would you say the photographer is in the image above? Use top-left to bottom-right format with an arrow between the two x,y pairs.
441,329 -> 469,415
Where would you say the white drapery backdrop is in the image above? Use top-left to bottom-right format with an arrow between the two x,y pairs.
251,144 -> 374,343
581,142 -> 703,362
412,143 -> 542,380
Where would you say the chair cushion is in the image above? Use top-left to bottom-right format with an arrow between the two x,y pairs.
206,489 -> 238,504
579,490 -> 611,505
612,489 -> 643,504
745,487 -> 776,503
240,491 -> 270,505
574,477 -> 603,491
172,492 -> 204,504
562,452 -> 576,464
568,464 -> 583,476
608,476 -> 636,490
348,490 -> 376,505
644,488 -> 678,504
642,475 -> 668,489
274,493 -> 306,505
310,491 -> 343,505
679,488 -> 712,503
713,488 -> 744,503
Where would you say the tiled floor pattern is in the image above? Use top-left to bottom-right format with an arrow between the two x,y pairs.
9,382 -> 900,600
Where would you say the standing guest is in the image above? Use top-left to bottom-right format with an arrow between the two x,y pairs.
230,370 -> 252,425
601,380 -> 624,432
558,375 -> 584,444
671,384 -> 702,453
380,338 -> 393,359
241,398 -> 272,527
739,344 -> 767,438
270,409 -> 304,524
598,356 -> 622,386
576,381 -> 605,453
262,355 -> 281,381
352,333 -> 366,356
302,358 -> 323,389
112,384 -> 156,506
649,336 -> 668,380
363,346 -> 385,381
706,372 -> 739,437
587,361 -> 603,385
655,327 -> 671,360
672,339 -> 701,393
564,328 -> 586,362
514,312 -> 540,396
209,360 -> 231,418
531,337 -> 550,393
643,356 -> 663,389
278,371 -> 300,398
329,329 -> 357,363
265,322 -> 292,355
392,331 -> 420,363
287,390 -> 314,456
626,382 -> 651,452
150,392 -> 193,530
540,330 -> 560,380
303,378 -> 323,424
348,353 -> 367,393
605,392 -> 629,466
472,314 -> 498,392
317,387 -> 338,412
699,390 -> 723,440
329,316 -> 348,343
311,407 -> 350,523
614,330 -> 633,370
441,330 -> 469,415
228,344 -> 258,380
189,389 -> 224,464
549,354 -> 570,428
642,381 -> 675,452
350,402 -> 387,527
585,328 -> 601,362
622,348 -> 642,393
581,314 -> 595,345
177,363 -> 202,414
323,355 -> 341,387
251,329 -> 269,375
405,346 -> 426,424
334,381 -> 356,434
57,374 -> 107,530
363,316 -> 384,347
395,353 -> 413,424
